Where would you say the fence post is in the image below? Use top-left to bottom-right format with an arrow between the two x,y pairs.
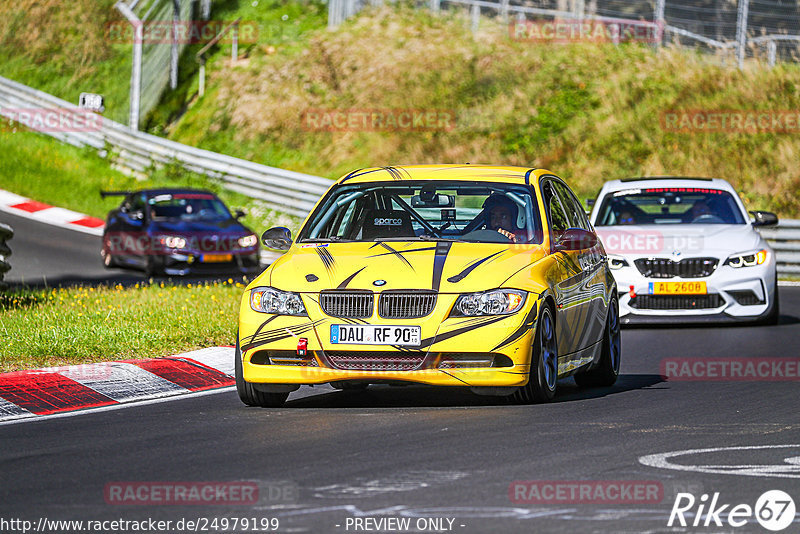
430,0 -> 440,12
201,0 -> 211,20
735,0 -> 749,69
471,4 -> 480,33
198,60 -> 206,97
767,40 -> 777,67
500,0 -> 509,22
654,0 -> 665,48
170,0 -> 180,90
232,22 -> 239,61
115,2 -> 142,130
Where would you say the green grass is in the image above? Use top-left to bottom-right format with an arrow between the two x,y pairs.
0,128 -> 301,234
0,281 -> 244,372
162,5 -> 800,218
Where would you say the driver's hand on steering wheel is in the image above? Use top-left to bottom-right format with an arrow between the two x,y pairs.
496,228 -> 518,243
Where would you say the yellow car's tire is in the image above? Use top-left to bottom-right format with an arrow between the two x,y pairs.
235,340 -> 289,408
512,303 -> 557,404
575,297 -> 621,388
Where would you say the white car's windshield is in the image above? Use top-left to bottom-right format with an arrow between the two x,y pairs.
299,181 -> 544,244
595,187 -> 746,225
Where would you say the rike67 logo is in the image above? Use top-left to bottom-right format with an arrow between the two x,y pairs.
668,490 -> 796,531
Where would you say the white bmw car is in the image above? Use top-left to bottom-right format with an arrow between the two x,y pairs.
589,177 -> 779,325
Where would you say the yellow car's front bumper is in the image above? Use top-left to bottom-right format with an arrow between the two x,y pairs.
238,294 -> 540,387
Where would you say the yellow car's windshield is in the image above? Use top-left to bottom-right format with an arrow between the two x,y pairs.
299,181 -> 544,244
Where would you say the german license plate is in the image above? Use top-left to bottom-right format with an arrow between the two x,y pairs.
649,281 -> 707,295
330,325 -> 421,347
201,254 -> 232,263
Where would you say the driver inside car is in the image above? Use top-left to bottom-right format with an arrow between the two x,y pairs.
483,194 -> 526,243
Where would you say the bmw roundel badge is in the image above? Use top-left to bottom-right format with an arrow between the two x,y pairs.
373,280 -> 387,287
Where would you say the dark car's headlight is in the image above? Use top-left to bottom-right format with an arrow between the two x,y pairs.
724,249 -> 768,268
238,234 -> 258,248
451,289 -> 527,317
250,287 -> 307,316
159,235 -> 187,249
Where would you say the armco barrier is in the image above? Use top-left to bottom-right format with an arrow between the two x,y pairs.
0,75 -> 332,218
0,222 -> 13,289
758,219 -> 800,276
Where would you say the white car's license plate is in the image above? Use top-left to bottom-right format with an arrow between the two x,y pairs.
330,325 -> 421,347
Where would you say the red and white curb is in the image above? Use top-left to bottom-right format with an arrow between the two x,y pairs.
0,189 -> 105,236
0,346 -> 235,424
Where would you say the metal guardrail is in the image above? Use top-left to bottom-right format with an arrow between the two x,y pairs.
0,75 -> 333,218
758,219 -> 800,276
0,223 -> 13,290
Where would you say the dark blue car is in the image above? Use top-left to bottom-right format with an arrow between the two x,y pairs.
101,188 -> 261,277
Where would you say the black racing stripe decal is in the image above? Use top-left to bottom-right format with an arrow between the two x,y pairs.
447,251 -> 503,284
491,299 -> 541,352
431,241 -> 452,291
438,369 -> 470,385
315,247 -> 336,274
376,243 -> 414,270
242,319 -> 326,351
418,315 -> 507,349
383,166 -> 403,181
337,267 -> 366,289
242,315 -> 280,347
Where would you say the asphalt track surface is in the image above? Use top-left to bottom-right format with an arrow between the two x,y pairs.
2,214 -> 800,533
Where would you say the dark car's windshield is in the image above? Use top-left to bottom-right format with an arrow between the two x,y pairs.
299,181 -> 544,244
595,187 -> 746,225
147,193 -> 232,222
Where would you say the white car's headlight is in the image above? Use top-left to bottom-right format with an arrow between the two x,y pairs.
452,289 -> 527,317
160,235 -> 187,249
724,249 -> 768,268
608,255 -> 629,270
250,287 -> 307,316
238,234 -> 258,248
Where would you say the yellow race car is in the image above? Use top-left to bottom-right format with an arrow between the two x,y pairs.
236,165 -> 620,407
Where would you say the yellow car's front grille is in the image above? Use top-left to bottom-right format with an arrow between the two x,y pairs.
319,291 -> 373,318
378,291 -> 437,319
322,351 -> 426,371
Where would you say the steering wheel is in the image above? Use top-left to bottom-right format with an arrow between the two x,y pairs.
692,214 -> 725,224
461,229 -> 513,243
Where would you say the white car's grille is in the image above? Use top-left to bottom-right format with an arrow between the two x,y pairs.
634,258 -> 718,278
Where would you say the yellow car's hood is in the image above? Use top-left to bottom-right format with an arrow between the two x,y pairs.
269,241 -> 548,293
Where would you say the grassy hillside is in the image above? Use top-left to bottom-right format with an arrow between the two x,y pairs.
166,5 -> 800,217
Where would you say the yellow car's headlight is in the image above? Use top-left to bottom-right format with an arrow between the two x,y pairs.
250,287 -> 307,316
451,289 -> 527,317
724,249 -> 768,268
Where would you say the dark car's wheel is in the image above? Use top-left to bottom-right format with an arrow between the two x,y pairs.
513,303 -> 558,404
235,340 -> 289,408
759,280 -> 780,326
575,297 -> 621,388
